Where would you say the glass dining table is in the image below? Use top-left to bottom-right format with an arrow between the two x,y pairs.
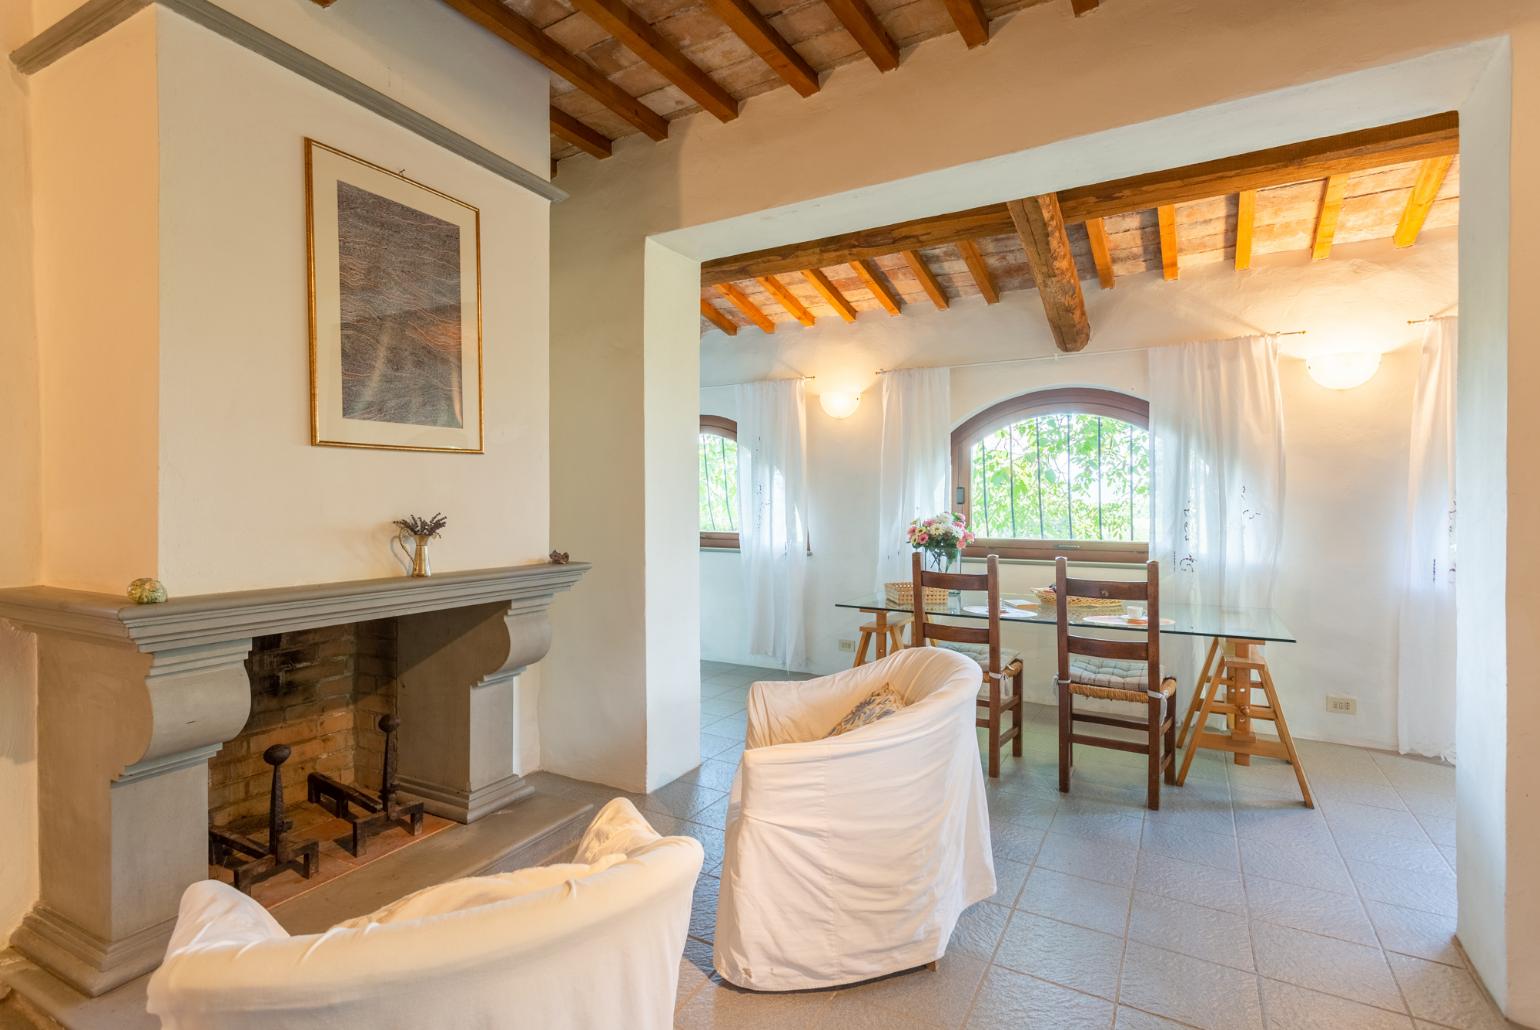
835,591 -> 1313,805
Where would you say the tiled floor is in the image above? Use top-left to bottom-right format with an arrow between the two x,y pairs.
529,661 -> 1512,1030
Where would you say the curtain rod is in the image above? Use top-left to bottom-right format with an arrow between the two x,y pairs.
703,374 -> 816,388
1407,315 -> 1455,325
873,331 -> 1309,375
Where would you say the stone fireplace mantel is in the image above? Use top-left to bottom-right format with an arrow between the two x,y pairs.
0,561 -> 589,997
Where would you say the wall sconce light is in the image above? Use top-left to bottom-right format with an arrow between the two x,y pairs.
819,392 -> 861,419
1306,352 -> 1381,390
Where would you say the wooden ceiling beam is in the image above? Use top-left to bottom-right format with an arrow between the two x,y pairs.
956,240 -> 998,303
714,283 -> 776,333
550,107 -> 612,159
804,269 -> 858,322
1059,113 -> 1457,223
1394,155 -> 1454,248
703,0 -> 820,97
943,0 -> 990,47
701,114 -> 1458,285
1070,0 -> 1099,13
757,275 -> 816,326
901,250 -> 949,309
1235,189 -> 1255,270
824,0 -> 899,72
1010,195 -> 1090,352
852,259 -> 902,314
1156,204 -> 1178,280
1085,217 -> 1114,288
1311,174 -> 1347,261
438,0 -> 669,141
700,298 -> 739,335
569,0 -> 739,122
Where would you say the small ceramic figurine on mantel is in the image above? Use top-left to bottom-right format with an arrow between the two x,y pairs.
128,577 -> 168,604
392,513 -> 447,578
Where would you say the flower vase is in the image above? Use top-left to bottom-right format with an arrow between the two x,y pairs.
927,547 -> 962,598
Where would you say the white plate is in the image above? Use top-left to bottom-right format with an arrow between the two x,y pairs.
1081,614 -> 1176,627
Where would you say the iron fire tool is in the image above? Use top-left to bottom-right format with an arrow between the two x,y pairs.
306,714 -> 424,857
209,743 -> 320,894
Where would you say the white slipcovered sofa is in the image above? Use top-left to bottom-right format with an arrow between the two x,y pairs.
146,798 -> 703,1029
713,646 -> 996,991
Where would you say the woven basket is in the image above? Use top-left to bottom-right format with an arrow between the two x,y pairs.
1031,587 -> 1126,611
885,581 -> 951,612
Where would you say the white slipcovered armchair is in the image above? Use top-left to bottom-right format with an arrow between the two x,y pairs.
146,799 -> 703,1029
713,646 -> 996,991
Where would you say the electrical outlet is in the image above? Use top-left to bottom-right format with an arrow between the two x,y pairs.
1326,695 -> 1357,715
838,639 -> 855,653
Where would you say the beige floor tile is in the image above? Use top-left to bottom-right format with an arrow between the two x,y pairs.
1135,851 -> 1248,915
965,967 -> 1115,1029
1250,922 -> 1405,1013
1238,838 -> 1354,896
948,902 -> 1010,962
1416,814 -> 1456,848
1139,821 -> 1240,872
1346,860 -> 1457,919
1036,832 -> 1140,888
674,979 -> 836,1030
1362,902 -> 1462,968
689,873 -> 720,942
1048,802 -> 1146,850
1114,1007 -> 1197,1029
1244,875 -> 1378,947
838,955 -> 989,1028
815,994 -> 940,1029
993,911 -> 1125,999
987,788 -> 1060,831
1332,828 -> 1449,876
1386,953 -> 1509,1030
1259,978 -> 1414,1029
1320,800 -> 1429,842
1016,867 -> 1133,937
1310,778 -> 1408,812
1117,941 -> 1264,1030
988,857 -> 1031,907
1128,892 -> 1253,971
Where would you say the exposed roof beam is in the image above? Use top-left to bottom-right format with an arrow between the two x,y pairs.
701,298 -> 739,335
804,269 -> 858,322
438,0 -> 669,141
551,107 -> 612,159
1085,217 -> 1114,288
1059,113 -> 1456,223
1311,173 -> 1347,260
701,114 -> 1458,284
757,275 -> 816,326
1070,0 -> 1099,13
702,0 -> 820,97
956,240 -> 998,303
852,259 -> 902,315
823,0 -> 899,71
569,0 -> 738,122
1010,195 -> 1090,353
943,0 -> 990,47
1394,156 -> 1454,248
901,251 -> 949,309
1235,189 -> 1255,270
714,283 -> 776,333
1156,204 -> 1178,280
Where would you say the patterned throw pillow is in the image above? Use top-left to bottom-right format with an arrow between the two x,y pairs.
825,685 -> 907,738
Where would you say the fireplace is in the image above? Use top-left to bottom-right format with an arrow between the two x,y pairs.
0,562 -> 589,998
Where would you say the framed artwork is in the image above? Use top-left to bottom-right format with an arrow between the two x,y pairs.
306,139 -> 484,453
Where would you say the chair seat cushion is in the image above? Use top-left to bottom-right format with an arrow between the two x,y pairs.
825,685 -> 907,737
938,640 -> 1022,672
1068,656 -> 1176,701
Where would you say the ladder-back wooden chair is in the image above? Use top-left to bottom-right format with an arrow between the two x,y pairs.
1055,557 -> 1177,810
909,552 -> 1024,778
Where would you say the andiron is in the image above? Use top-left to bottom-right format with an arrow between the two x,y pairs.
307,714 -> 424,857
209,743 -> 320,893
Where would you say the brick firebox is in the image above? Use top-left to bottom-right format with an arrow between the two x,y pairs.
207,620 -> 398,829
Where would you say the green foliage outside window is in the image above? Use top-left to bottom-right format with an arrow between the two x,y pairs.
699,432 -> 738,532
968,413 -> 1150,542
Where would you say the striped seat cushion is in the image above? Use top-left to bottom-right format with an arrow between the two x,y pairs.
1068,656 -> 1176,701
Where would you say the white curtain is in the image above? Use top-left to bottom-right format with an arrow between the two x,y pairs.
1398,318 -> 1457,761
1149,336 -> 1287,683
875,368 -> 952,590
736,379 -> 810,669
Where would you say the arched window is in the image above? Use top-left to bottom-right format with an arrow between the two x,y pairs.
951,388 -> 1150,563
699,415 -> 739,548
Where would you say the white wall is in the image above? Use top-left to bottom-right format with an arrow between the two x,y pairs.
701,231 -> 1454,751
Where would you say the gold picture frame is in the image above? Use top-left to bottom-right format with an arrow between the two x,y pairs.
306,139 -> 485,453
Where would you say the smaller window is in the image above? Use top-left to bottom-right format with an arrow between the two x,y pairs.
699,416 -> 739,549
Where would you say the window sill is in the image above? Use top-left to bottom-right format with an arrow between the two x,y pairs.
959,556 -> 1147,570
